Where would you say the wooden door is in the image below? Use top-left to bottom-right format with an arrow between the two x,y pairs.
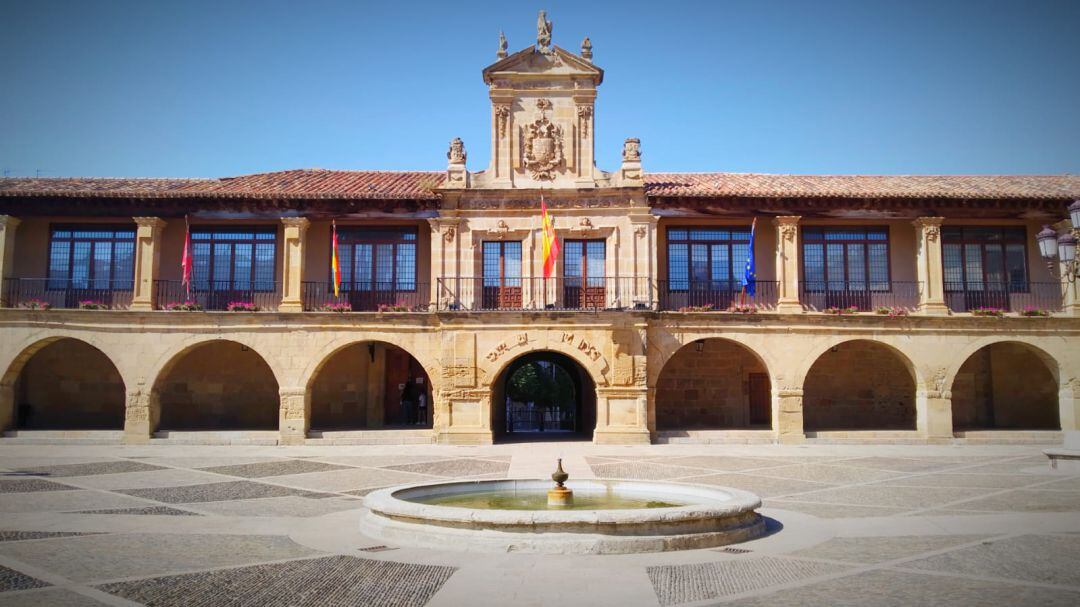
482,241 -> 522,310
563,240 -> 605,309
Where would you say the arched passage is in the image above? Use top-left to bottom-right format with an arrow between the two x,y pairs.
656,339 -> 772,430
803,340 -> 916,431
492,351 -> 596,442
308,341 -> 432,430
951,342 -> 1060,430
154,340 -> 279,430
9,338 -> 125,430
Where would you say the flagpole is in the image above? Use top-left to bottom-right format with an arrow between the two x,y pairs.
182,214 -> 191,299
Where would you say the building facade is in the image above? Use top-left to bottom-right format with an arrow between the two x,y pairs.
1,18 -> 1079,446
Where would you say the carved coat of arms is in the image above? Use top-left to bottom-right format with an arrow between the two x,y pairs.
521,99 -> 564,181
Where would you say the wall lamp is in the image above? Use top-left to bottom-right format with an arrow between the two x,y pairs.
694,340 -> 705,353
1036,200 -> 1080,283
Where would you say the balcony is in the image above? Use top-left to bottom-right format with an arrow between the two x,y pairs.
944,282 -> 1063,314
436,277 -> 652,311
799,281 -> 922,312
154,280 -> 282,311
301,281 -> 431,312
657,280 -> 779,311
1,278 -> 134,310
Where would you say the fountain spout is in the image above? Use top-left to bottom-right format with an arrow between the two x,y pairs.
547,458 -> 573,507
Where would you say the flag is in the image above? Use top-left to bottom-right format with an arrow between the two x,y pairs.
331,221 -> 342,298
180,216 -> 192,297
741,218 -> 757,297
541,195 -> 559,279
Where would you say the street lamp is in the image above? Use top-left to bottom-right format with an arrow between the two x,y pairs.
1036,200 -> 1080,283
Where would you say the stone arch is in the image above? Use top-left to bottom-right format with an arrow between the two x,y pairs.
479,334 -> 610,390
802,339 -> 918,431
305,340 -> 434,430
151,339 -> 280,431
2,337 -> 126,430
950,340 -> 1060,430
654,338 -> 773,430
298,333 -> 441,394
490,349 -> 597,442
941,336 -> 1063,397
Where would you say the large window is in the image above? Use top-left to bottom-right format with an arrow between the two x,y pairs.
335,227 -> 417,292
481,241 -> 522,309
48,225 -> 135,289
942,227 -> 1027,292
802,227 -> 890,292
667,228 -> 751,291
190,226 -> 277,291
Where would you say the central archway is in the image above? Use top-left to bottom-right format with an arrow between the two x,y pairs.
491,351 -> 596,443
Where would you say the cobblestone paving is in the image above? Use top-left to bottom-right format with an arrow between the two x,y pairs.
0,446 -> 1075,606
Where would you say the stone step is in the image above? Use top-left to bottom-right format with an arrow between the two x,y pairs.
804,430 -> 923,444
654,430 -> 776,445
1,430 -> 124,445
151,430 -> 280,445
953,430 -> 1062,445
305,429 -> 434,445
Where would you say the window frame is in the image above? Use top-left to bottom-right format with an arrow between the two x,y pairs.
46,223 -> 137,291
332,226 -> 418,293
189,225 -> 278,292
941,226 -> 1029,293
665,226 -> 752,292
801,226 -> 892,292
563,239 -> 606,286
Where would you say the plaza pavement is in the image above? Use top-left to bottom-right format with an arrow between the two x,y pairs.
0,441 -> 1078,606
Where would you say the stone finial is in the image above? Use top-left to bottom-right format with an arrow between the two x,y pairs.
445,138 -> 468,188
447,137 -> 467,164
536,10 -> 553,54
622,137 -> 641,162
581,36 -> 592,61
497,31 -> 508,59
619,138 -> 643,186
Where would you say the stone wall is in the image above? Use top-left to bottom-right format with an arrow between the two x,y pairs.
310,343 -> 373,429
952,343 -> 1059,429
157,341 -> 280,430
655,339 -> 767,429
803,340 -> 916,431
15,338 -> 125,429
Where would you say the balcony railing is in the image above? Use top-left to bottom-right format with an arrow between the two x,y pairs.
944,282 -> 1063,313
658,280 -> 779,311
155,280 -> 282,311
301,281 -> 430,312
2,278 -> 133,310
437,276 -> 653,311
800,281 -> 922,312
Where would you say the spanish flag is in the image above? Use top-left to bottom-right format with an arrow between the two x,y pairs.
331,221 -> 341,298
541,195 -> 559,279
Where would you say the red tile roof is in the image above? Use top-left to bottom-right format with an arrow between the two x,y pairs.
0,177 -> 206,197
644,173 -> 1080,200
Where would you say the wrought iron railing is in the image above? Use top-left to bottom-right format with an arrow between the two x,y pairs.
505,404 -> 577,433
799,281 -> 922,312
154,280 -> 282,311
436,276 -> 653,311
944,281 -> 1063,313
301,281 -> 430,312
1,277 -> 133,310
658,280 -> 779,311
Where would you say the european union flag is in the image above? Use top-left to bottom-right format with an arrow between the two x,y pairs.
741,218 -> 757,296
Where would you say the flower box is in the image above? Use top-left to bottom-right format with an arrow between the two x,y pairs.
226,302 -> 260,312
1019,306 -> 1051,317
78,300 -> 108,310
677,304 -> 715,312
321,302 -> 352,313
875,306 -> 909,317
20,299 -> 52,310
727,305 -> 757,314
823,306 -> 859,315
165,301 -> 204,312
971,307 -> 1005,318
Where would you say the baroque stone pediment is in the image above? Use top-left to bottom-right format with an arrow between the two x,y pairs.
483,46 -> 603,85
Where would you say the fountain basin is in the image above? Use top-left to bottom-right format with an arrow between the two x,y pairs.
361,479 -> 765,554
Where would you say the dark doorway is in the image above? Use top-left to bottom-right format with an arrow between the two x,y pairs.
492,352 -> 595,442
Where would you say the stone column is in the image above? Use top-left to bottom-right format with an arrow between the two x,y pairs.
917,392 -> 954,442
0,383 -> 14,434
913,217 -> 949,315
279,217 -> 309,313
1059,378 -> 1079,432
278,386 -> 309,445
123,387 -> 156,444
774,216 -> 802,313
776,388 -> 805,444
131,217 -> 166,311
0,216 -> 20,299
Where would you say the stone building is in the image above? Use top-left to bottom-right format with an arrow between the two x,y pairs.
1,15 -> 1078,447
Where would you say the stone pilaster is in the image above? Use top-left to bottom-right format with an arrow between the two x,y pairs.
278,386 -> 309,444
913,217 -> 949,315
776,388 -> 804,444
774,216 -> 802,313
1060,379 -> 1079,432
123,388 -> 156,444
593,387 -> 651,445
131,217 -> 166,311
0,216 -> 20,298
1061,259 -> 1080,317
918,394 -> 954,441
278,217 -> 309,313
429,217 -> 462,309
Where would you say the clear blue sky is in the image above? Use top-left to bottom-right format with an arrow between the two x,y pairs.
1,0 -> 1078,178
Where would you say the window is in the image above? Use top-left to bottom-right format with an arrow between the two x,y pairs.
942,227 -> 1027,292
190,226 -> 277,291
335,227 -> 417,292
48,225 -> 135,290
667,228 -> 751,291
481,241 -> 522,309
802,227 -> 890,291
564,240 -> 605,286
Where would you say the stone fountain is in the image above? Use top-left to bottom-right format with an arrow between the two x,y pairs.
547,458 -> 573,507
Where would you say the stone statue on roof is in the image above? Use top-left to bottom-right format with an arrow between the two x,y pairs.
536,10 -> 553,54
497,31 -> 508,59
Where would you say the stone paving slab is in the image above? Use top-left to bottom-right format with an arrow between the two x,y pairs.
264,467 -> 440,492
904,534 -> 1080,586
1037,476 -> 1080,492
0,531 -> 102,543
0,564 -> 50,593
722,568 -> 1080,607
958,456 -> 1054,474
660,456 -> 797,472
0,533 -> 319,583
76,505 -> 203,516
134,456 -> 287,469
199,459 -> 354,478
63,468 -> 227,491
97,555 -> 456,607
0,588 -> 111,605
13,460 -> 166,478
384,458 -> 510,478
0,479 -> 79,494
835,456 -> 960,473
789,484 -> 996,508
0,490 -> 151,513
762,500 -> 910,518
871,472 -> 1047,489
753,463 -> 905,484
589,461 -> 709,480
677,473 -> 833,498
185,495 -> 362,517
115,480 -> 318,504
304,455 -> 450,468
948,489 -> 1080,512
789,535 -> 983,564
648,556 -> 843,606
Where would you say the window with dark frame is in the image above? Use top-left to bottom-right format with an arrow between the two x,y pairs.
334,227 -> 417,292
47,225 -> 136,290
942,227 -> 1028,292
190,226 -> 277,291
666,228 -> 751,291
802,227 -> 891,292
